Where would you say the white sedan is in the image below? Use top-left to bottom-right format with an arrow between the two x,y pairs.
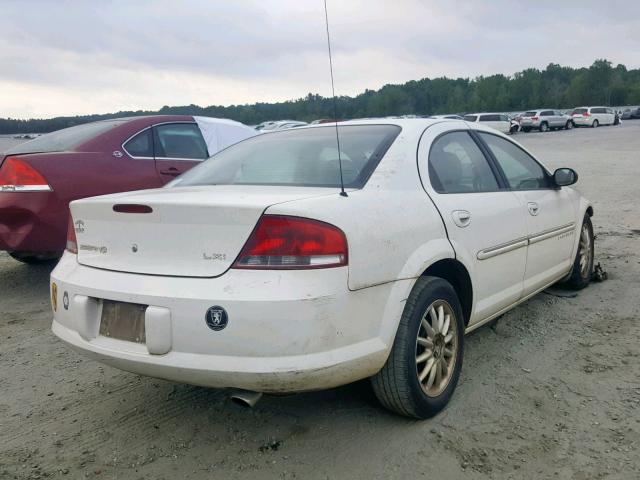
50,119 -> 594,418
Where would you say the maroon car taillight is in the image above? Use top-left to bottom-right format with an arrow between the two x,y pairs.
232,215 -> 348,269
0,156 -> 52,192
66,215 -> 78,254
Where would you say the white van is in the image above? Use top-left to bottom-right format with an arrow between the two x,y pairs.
571,107 -> 615,127
463,113 -> 511,134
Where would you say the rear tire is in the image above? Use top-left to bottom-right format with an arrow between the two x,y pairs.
8,252 -> 61,265
540,122 -> 549,132
561,215 -> 594,290
592,119 -> 599,128
522,127 -> 531,133
565,121 -> 573,130
371,277 -> 464,419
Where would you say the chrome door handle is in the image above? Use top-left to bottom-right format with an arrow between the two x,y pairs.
452,210 -> 471,228
528,202 -> 539,216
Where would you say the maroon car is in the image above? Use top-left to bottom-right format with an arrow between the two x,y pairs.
0,115 -> 255,263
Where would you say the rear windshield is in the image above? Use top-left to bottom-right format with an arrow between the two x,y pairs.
171,125 -> 401,189
572,108 -> 587,115
6,120 -> 125,154
463,115 -> 477,122
523,111 -> 537,116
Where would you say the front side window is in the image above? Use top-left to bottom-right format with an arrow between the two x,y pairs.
428,131 -> 499,194
154,123 -> 208,160
171,125 -> 401,188
478,132 -> 551,190
123,129 -> 153,158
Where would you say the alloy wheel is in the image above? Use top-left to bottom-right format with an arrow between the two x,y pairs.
415,300 -> 458,397
579,223 -> 593,277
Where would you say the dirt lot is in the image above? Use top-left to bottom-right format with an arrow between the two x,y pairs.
1,123 -> 639,479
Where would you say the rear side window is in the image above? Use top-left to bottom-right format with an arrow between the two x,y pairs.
523,111 -> 537,117
6,120 -> 125,155
463,115 -> 478,122
171,125 -> 401,188
478,133 -> 551,190
428,131 -> 499,194
123,129 -> 153,158
479,114 -> 501,122
154,123 -> 208,160
591,107 -> 606,114
541,111 -> 554,116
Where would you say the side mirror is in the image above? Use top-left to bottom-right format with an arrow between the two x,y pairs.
553,168 -> 578,187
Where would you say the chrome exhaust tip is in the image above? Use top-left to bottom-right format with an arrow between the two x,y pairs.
229,389 -> 263,408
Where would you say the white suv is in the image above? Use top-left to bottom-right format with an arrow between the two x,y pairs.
51,119 -> 594,418
520,110 -> 573,132
571,107 -> 615,127
463,113 -> 511,134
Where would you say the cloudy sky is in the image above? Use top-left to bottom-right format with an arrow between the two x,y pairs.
1,0 -> 639,119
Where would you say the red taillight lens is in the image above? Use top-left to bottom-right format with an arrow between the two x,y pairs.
583,112 -> 590,117
233,215 -> 348,269
0,157 -> 51,191
66,214 -> 78,254
531,116 -> 539,121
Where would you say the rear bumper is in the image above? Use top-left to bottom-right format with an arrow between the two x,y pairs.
50,253 -> 396,392
0,192 -> 66,252
572,117 -> 591,126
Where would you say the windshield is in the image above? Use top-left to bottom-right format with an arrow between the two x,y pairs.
6,120 -> 125,154
523,111 -> 537,117
463,115 -> 477,122
572,108 -> 588,115
171,124 -> 401,189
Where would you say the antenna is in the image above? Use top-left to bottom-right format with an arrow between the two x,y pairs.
323,0 -> 347,197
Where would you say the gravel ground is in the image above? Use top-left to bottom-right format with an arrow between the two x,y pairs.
1,122 -> 639,479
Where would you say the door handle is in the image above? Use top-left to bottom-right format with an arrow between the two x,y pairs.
528,202 -> 540,216
160,167 -> 180,177
451,210 -> 471,228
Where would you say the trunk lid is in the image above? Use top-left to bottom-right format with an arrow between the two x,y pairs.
71,185 -> 339,277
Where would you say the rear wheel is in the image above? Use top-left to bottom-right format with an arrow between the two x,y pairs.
592,119 -> 599,128
565,120 -> 574,130
562,215 -> 594,290
540,122 -> 549,132
522,127 -> 531,132
371,277 -> 464,418
8,252 -> 61,264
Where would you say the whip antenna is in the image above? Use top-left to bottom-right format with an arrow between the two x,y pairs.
323,0 -> 347,197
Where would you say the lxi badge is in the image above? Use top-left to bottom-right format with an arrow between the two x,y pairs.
205,306 -> 228,331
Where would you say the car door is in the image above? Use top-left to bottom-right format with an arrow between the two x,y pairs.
152,122 -> 209,183
477,132 -> 576,296
121,127 -> 164,189
418,123 -> 527,325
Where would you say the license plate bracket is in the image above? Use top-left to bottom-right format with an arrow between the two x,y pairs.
100,300 -> 147,343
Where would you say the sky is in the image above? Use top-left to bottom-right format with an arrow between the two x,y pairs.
1,0 -> 639,119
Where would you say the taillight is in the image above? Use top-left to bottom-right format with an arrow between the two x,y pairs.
66,214 -> 78,254
531,116 -> 539,121
233,215 -> 348,269
583,112 -> 590,117
0,157 -> 51,192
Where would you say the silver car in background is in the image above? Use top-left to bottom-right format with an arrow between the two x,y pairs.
519,110 -> 573,132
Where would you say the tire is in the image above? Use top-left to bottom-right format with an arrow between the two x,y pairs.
540,122 -> 549,132
522,127 -> 531,133
371,276 -> 465,418
562,215 -> 594,290
565,120 -> 573,130
592,119 -> 599,128
8,252 -> 61,265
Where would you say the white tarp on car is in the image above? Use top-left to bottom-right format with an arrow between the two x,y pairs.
194,116 -> 256,156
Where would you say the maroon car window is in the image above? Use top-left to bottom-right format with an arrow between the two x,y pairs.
153,123 -> 208,160
124,129 -> 153,158
7,120 -> 126,155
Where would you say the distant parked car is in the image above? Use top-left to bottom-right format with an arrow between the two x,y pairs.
632,107 -> 640,119
571,107 -> 615,128
261,120 -> 308,131
0,115 -> 256,263
429,115 -> 464,120
463,113 -> 511,134
519,110 -> 573,132
621,109 -> 633,120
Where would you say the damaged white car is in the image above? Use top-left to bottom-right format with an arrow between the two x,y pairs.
50,119 -> 594,418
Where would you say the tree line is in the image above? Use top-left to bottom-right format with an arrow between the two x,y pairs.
1,59 -> 639,134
